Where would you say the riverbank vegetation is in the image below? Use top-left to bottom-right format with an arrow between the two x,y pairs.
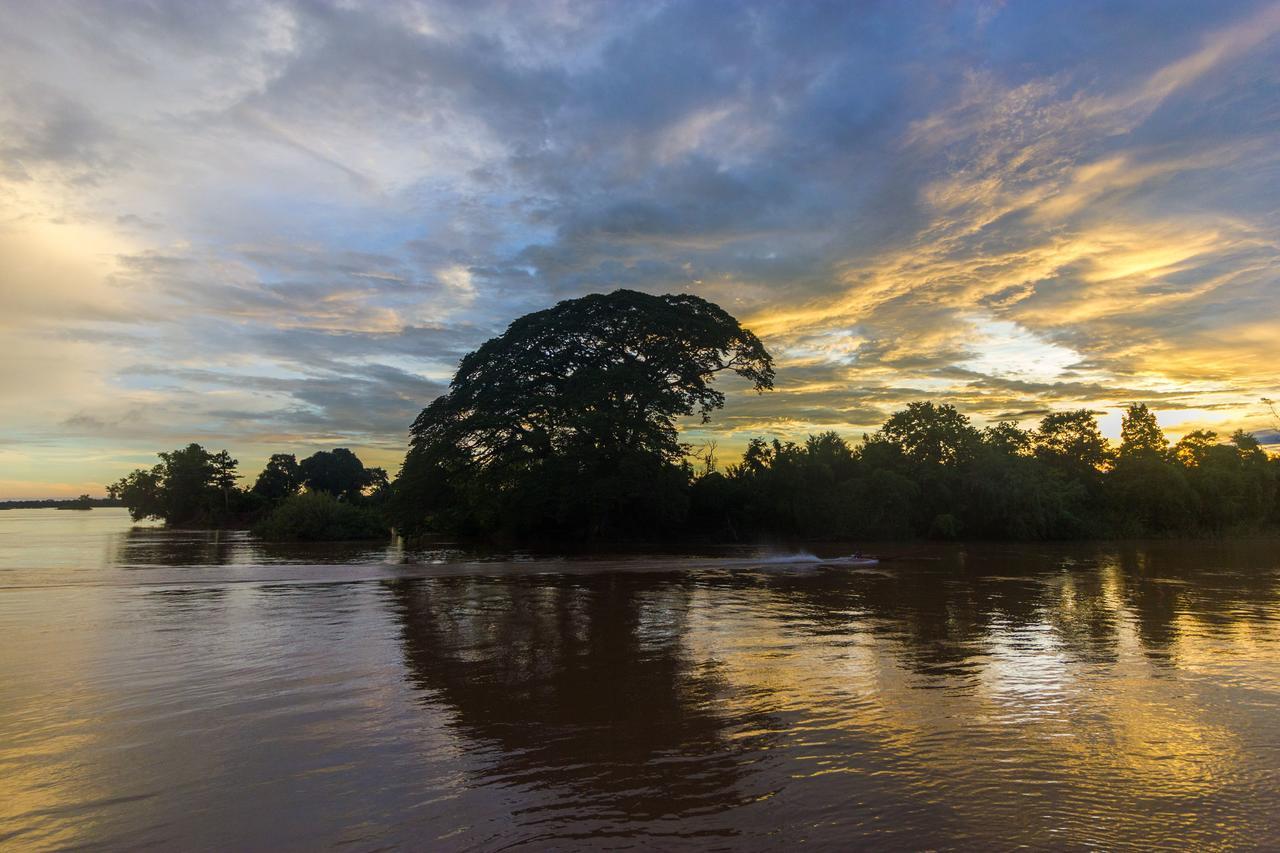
251,492 -> 388,542
687,402 -> 1278,541
0,495 -> 121,510
390,290 -> 774,539
107,291 -> 1277,543
109,445 -> 390,539
389,291 -> 1276,542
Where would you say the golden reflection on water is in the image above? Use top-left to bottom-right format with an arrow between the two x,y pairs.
0,726 -> 101,849
0,585 -> 112,850
674,551 -> 1280,846
1,509 -> 1278,849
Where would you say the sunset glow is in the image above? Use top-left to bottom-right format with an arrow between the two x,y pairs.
2,1 -> 1278,498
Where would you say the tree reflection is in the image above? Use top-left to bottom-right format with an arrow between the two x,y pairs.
388,573 -> 765,822
108,525 -> 396,568
381,543 -> 1280,844
753,542 -> 1280,673
111,526 -> 241,567
1113,541 -> 1280,661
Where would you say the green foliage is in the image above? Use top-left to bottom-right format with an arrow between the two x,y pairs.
110,444 -> 390,532
299,448 -> 384,501
876,402 -> 980,466
983,421 -> 1033,456
252,453 -> 301,503
1107,454 -> 1197,535
1034,410 -> 1114,474
692,404 -> 1276,542
1173,429 -> 1218,467
110,466 -> 165,522
251,493 -> 389,542
928,513 -> 962,540
109,443 -> 248,526
393,289 -> 774,539
1119,403 -> 1168,459
962,445 -> 1086,539
108,296 -> 1278,544
57,494 -> 94,510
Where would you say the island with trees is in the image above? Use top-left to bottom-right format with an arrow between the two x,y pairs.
106,289 -> 1279,543
109,445 -> 389,540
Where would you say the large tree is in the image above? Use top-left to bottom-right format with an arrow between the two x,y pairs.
1118,403 -> 1168,459
299,448 -> 383,502
1033,410 -> 1113,474
874,401 -> 980,467
110,442 -> 239,526
394,289 -> 774,538
252,453 -> 302,503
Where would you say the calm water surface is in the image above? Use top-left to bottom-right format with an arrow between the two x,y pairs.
1,509 -> 1278,850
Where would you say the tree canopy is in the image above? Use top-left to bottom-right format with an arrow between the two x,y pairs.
299,449 -> 386,501
111,444 -> 389,535
1034,410 -> 1113,477
110,443 -> 242,526
253,453 -> 301,502
105,295 -> 1278,544
1119,402 -> 1168,458
386,290 -> 1276,542
693,402 -> 1278,541
393,289 -> 774,538
874,401 -> 980,466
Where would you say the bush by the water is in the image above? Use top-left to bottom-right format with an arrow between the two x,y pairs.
252,493 -> 389,541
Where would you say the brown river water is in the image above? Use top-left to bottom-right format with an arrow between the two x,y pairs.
1,508 -> 1278,850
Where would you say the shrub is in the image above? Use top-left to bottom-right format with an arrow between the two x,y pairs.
929,513 -> 962,540
252,492 -> 389,541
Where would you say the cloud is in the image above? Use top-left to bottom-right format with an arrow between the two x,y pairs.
1,0 -> 1278,496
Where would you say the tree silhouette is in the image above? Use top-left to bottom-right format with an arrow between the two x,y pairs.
1034,410 -> 1113,476
1118,403 -> 1167,459
110,443 -> 244,526
874,401 -> 980,466
299,448 -> 378,501
211,450 -> 240,511
252,453 -> 301,503
394,289 -> 773,539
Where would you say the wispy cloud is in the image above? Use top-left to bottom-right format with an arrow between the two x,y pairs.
1,0 -> 1278,496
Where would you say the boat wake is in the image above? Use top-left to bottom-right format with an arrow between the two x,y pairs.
751,551 -> 822,563
746,551 -> 879,568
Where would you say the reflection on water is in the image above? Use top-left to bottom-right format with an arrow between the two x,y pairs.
0,509 -> 1278,849
392,575 -> 764,835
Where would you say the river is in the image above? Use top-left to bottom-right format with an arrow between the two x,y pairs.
1,508 -> 1277,850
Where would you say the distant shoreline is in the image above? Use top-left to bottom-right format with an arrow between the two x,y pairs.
0,498 -> 123,510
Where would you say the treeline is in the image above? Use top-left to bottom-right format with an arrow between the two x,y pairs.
395,397 -> 1279,542
688,402 -> 1279,541
109,444 -> 390,539
106,292 -> 1279,543
387,290 -> 1278,542
0,496 -> 122,510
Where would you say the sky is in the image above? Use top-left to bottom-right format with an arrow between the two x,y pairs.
1,0 -> 1279,498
